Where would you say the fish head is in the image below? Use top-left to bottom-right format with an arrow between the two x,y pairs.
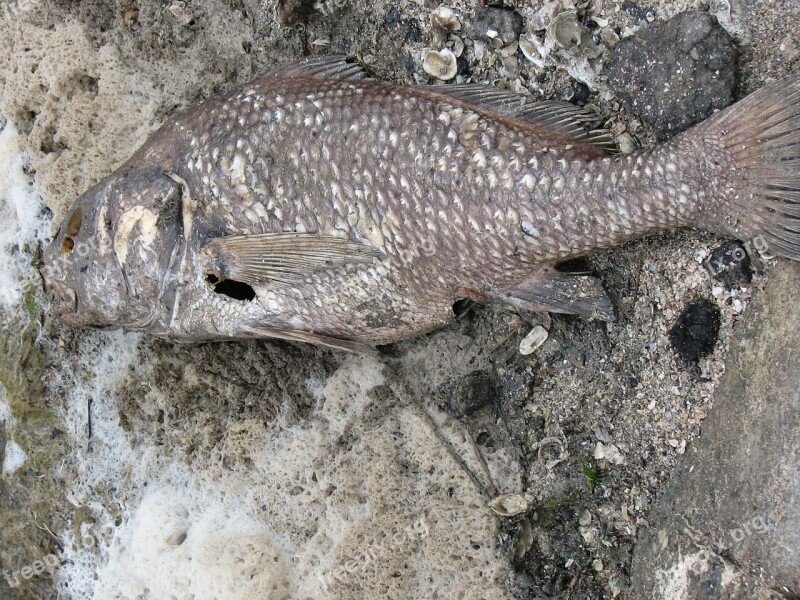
43,167 -> 184,331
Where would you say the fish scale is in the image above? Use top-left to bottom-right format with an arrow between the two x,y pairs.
43,56 -> 800,353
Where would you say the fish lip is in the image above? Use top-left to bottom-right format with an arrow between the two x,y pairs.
45,277 -> 80,323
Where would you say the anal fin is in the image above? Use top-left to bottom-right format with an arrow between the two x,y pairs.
488,268 -> 616,321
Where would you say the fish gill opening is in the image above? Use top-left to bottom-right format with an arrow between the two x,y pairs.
205,273 -> 256,302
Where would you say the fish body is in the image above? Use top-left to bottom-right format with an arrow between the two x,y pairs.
43,57 -> 800,352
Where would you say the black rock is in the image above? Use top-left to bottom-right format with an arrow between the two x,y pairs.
668,299 -> 721,361
703,241 -> 753,288
608,11 -> 738,141
471,7 -> 523,46
440,370 -> 498,418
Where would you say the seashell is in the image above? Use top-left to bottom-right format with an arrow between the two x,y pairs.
519,32 -> 549,66
422,48 -> 458,80
489,493 -> 529,517
529,1 -> 560,31
519,325 -> 548,355
449,35 -> 465,58
432,6 -> 461,32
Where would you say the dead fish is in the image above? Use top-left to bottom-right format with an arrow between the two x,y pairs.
43,56 -> 800,353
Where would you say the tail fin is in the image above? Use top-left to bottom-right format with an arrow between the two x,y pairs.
693,74 -> 800,259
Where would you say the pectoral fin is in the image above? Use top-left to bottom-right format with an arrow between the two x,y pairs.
489,268 -> 616,321
202,232 -> 383,285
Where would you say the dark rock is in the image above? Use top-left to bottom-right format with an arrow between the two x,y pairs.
668,299 -> 721,362
275,0 -> 317,26
471,7 -> 523,46
440,370 -> 498,418
621,1 -> 654,22
608,11 -> 738,141
703,241 -> 753,288
630,261 -> 800,598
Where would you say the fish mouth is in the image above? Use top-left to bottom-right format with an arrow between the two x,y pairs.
46,277 -> 80,324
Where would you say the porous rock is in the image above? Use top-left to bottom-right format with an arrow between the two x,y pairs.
608,11 -> 738,140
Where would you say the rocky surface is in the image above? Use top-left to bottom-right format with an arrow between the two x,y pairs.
608,11 -> 738,140
630,260 -> 800,599
0,1 -> 797,599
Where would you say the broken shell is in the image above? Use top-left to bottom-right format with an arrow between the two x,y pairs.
489,493 -> 529,517
519,31 -> 549,66
448,35 -> 465,58
498,40 -> 519,58
548,11 -> 583,48
472,39 -> 488,61
422,48 -> 458,80
520,325 -> 548,355
167,1 -> 193,25
529,1 -> 560,31
432,6 -> 461,32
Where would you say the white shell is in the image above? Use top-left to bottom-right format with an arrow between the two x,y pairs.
519,325 -> 548,355
488,493 -> 529,517
431,6 -> 461,31
422,48 -> 458,81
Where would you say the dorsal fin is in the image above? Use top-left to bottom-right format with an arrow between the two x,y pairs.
265,55 -> 371,81
202,232 -> 383,286
426,84 -> 617,153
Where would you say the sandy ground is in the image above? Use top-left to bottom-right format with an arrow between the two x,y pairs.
0,0 -> 798,598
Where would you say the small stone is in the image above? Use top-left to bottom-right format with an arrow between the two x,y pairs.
422,48 -> 458,80
592,559 -> 604,572
519,325 -> 548,355
578,509 -> 592,526
703,241 -> 753,289
275,0 -> 317,25
472,7 -> 523,47
595,442 -> 626,465
167,1 -> 193,25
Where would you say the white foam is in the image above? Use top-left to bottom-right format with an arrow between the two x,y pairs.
53,351 -> 516,599
2,439 -> 26,476
0,118 -> 49,313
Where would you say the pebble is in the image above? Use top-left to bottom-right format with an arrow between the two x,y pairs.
702,241 -> 752,289
472,7 -> 523,48
520,325 -> 549,355
595,442 -> 626,465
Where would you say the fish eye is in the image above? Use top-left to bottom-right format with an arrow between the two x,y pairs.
61,236 -> 75,254
67,207 -> 82,236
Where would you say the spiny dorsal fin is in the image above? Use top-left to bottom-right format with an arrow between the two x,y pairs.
426,84 -> 617,153
266,55 -> 371,81
202,232 -> 383,285
488,267 -> 616,321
